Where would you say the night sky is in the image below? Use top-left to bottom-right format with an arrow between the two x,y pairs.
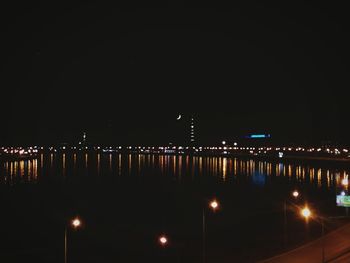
1,3 -> 349,146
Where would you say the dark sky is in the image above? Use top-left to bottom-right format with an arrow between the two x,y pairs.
1,3 -> 349,145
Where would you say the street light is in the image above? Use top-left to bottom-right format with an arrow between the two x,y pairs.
300,205 -> 312,246
159,235 -> 168,246
301,207 -> 311,219
292,190 -> 299,198
203,199 -> 220,263
72,218 -> 81,228
209,200 -> 219,210
283,190 -> 301,247
65,217 -> 82,263
299,207 -> 325,262
157,234 -> 184,262
157,234 -> 169,261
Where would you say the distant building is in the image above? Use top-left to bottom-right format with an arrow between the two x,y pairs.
190,116 -> 195,144
79,131 -> 87,145
242,133 -> 272,147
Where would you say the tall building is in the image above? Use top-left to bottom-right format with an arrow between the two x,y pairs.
190,116 -> 195,144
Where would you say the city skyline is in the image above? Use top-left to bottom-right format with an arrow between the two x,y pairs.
2,4 -> 350,263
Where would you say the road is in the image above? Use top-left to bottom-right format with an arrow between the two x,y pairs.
259,222 -> 350,263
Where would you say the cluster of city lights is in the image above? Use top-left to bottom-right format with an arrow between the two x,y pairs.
0,146 -> 39,155
2,144 -> 350,159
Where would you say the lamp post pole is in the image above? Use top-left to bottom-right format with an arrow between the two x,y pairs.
284,190 -> 300,248
203,207 -> 206,263
300,207 -> 326,262
284,199 -> 287,247
64,228 -> 67,263
202,199 -> 219,263
64,217 -> 81,263
321,217 -> 325,263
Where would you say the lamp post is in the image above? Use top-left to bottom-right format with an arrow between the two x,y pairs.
321,217 -> 325,263
159,235 -> 168,246
283,190 -> 300,247
301,206 -> 311,220
158,234 -> 183,262
64,217 -> 82,263
300,206 -> 325,262
157,234 -> 168,261
301,205 -> 311,242
292,190 -> 300,198
203,199 -> 219,263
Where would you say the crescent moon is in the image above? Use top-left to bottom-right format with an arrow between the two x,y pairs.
176,114 -> 182,120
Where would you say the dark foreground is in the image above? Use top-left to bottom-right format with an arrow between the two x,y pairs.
260,222 -> 350,263
0,153 -> 349,262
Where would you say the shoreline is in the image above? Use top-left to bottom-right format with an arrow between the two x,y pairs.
1,150 -> 350,166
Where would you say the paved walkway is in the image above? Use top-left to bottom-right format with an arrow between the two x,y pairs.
259,223 -> 350,263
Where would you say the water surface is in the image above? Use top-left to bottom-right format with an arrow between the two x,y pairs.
1,153 -> 349,262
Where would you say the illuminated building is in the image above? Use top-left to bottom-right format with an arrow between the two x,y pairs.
242,133 -> 272,147
190,116 -> 195,144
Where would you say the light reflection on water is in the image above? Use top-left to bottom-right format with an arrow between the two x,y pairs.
2,159 -> 38,184
0,153 -> 349,190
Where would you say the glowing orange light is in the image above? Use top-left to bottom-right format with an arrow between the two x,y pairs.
210,200 -> 219,210
72,218 -> 81,228
301,207 -> 311,219
159,235 -> 168,245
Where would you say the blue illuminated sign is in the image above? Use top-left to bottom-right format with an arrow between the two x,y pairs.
245,134 -> 271,139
